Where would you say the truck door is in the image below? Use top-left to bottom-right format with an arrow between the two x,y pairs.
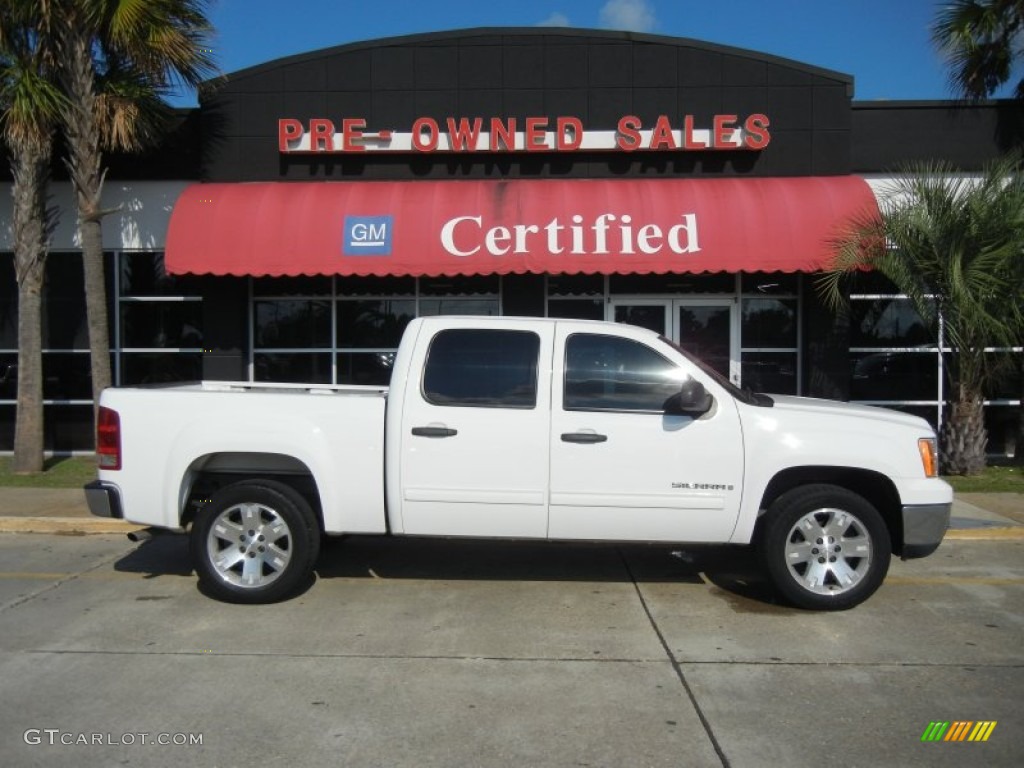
549,322 -> 744,542
396,319 -> 554,538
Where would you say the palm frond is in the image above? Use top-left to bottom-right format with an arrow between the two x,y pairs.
94,62 -> 168,150
822,152 -> 1024,398
932,0 -> 1024,99
0,2 -> 65,153
102,0 -> 217,88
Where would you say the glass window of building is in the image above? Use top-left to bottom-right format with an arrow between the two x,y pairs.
118,252 -> 204,388
252,275 -> 500,387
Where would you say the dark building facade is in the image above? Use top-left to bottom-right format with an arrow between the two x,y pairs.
0,28 -> 1020,454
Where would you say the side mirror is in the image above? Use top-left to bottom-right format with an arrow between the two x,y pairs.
665,378 -> 713,416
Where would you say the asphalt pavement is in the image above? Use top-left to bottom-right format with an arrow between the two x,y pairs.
1,528 -> 1021,767
0,486 -> 1020,767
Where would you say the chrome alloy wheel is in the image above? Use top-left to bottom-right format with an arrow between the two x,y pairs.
206,502 -> 293,589
782,507 -> 873,596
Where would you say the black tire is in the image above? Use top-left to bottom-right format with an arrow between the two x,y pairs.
758,484 -> 891,611
190,479 -> 320,604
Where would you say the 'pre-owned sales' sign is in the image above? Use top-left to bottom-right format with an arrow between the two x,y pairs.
278,114 -> 771,154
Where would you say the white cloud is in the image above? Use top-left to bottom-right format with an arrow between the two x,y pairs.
537,11 -> 571,27
599,0 -> 658,32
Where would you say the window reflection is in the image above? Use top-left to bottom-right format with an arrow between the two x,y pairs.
423,330 -> 538,407
337,352 -> 396,386
121,303 -> 202,348
565,333 -> 683,412
336,300 -> 415,348
255,300 -> 330,348
614,305 -> 666,336
253,353 -> 331,384
851,352 -> 939,400
741,353 -> 797,395
548,299 -> 604,320
850,299 -> 933,347
120,252 -> 202,297
251,277 -> 500,388
418,298 -> 498,316
121,353 -> 203,385
117,253 -> 204,388
43,354 -> 93,399
742,299 -> 796,348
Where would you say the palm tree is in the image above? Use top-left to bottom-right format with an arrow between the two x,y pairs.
821,155 -> 1024,475
933,0 -> 1024,99
1,1 -> 64,473
51,0 -> 215,419
934,3 -> 1024,465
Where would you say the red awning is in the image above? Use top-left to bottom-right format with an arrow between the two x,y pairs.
165,176 -> 877,277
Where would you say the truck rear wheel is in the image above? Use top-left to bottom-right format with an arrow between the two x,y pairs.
190,479 -> 320,604
759,484 -> 891,611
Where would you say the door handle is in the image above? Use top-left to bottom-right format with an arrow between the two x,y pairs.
561,432 -> 607,444
411,426 -> 458,438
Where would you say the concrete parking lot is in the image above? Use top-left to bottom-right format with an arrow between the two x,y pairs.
0,531 -> 1021,767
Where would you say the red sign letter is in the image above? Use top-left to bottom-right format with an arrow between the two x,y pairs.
447,117 -> 484,151
649,115 -> 677,150
744,114 -> 771,150
309,119 -> 335,152
278,118 -> 303,152
342,118 -> 366,152
713,114 -> 740,149
557,117 -> 583,151
616,116 -> 642,151
413,117 -> 439,152
683,116 -> 707,150
525,117 -> 549,151
490,117 -> 516,151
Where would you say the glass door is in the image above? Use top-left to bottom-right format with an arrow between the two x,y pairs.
611,298 -> 739,385
611,300 -> 669,337
674,300 -> 739,385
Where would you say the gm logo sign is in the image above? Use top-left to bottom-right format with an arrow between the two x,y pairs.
343,216 -> 393,256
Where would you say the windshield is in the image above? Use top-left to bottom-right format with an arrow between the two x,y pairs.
657,335 -> 773,407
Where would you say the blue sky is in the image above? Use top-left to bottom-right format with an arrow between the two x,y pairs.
180,0 -> 1008,106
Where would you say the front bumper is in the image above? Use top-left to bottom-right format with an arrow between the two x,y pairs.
901,502 -> 951,558
84,481 -> 124,519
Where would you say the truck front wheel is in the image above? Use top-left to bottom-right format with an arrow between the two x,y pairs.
759,484 -> 891,611
190,480 -> 320,604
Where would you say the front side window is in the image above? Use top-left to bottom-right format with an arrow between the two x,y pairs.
565,333 -> 683,412
423,329 -> 539,408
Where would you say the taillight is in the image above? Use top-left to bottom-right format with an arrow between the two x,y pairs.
97,406 -> 121,470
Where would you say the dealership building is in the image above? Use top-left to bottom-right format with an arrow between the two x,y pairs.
0,28 -> 1020,454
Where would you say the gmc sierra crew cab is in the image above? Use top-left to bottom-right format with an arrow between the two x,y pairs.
85,316 -> 952,610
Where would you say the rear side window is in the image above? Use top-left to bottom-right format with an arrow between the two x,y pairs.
423,329 -> 540,408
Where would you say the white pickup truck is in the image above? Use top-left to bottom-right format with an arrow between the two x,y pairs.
85,316 -> 952,610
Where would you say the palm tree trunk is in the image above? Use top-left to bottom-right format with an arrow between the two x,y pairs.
941,393 -> 988,475
11,144 -> 51,474
59,19 -> 112,423
1017,357 -> 1023,465
80,218 -> 111,407
14,283 -> 45,473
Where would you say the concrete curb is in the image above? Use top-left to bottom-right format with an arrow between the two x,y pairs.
0,517 -> 145,535
943,527 -> 1024,541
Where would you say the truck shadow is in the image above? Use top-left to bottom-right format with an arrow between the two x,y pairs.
113,533 -> 793,613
